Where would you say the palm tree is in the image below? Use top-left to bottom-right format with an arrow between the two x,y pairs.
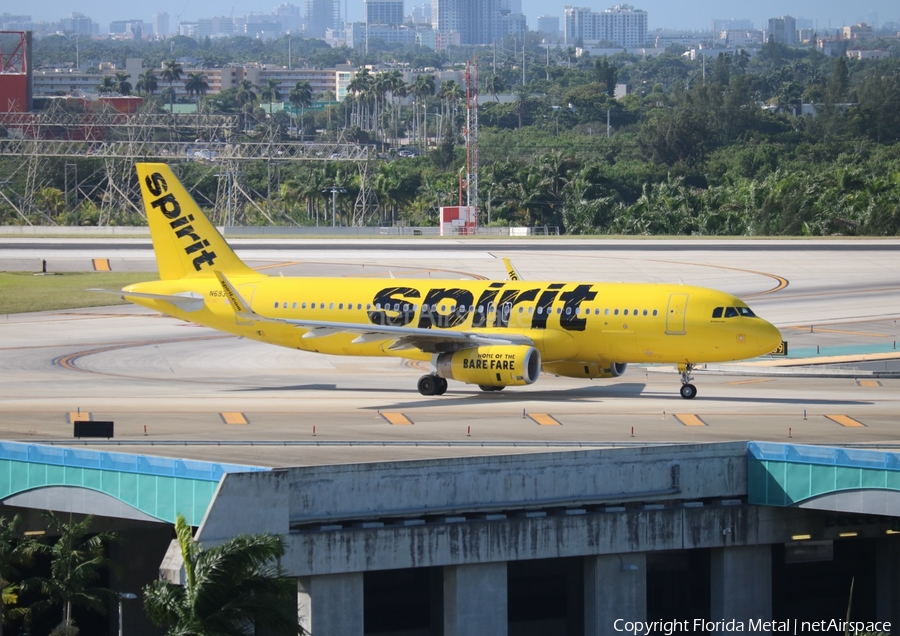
0,515 -> 39,636
184,72 -> 209,134
487,73 -> 505,102
160,59 -> 183,113
260,78 -> 283,115
235,79 -> 258,131
143,514 -> 304,636
112,72 -> 132,96
135,69 -> 158,95
512,89 -> 530,129
288,80 -> 313,137
412,74 -> 435,150
97,75 -> 116,95
26,513 -> 117,632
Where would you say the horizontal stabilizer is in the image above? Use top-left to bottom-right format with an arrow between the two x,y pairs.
89,289 -> 205,312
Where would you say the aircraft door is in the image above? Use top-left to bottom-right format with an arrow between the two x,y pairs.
235,285 -> 257,326
666,293 -> 688,335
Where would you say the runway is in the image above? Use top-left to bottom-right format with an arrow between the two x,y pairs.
2,239 -> 900,468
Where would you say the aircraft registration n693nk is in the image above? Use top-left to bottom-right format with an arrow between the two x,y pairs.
108,163 -> 782,399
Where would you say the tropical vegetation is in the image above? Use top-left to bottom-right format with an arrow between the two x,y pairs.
5,34 -> 900,235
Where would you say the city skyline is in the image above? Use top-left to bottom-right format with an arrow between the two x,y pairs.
15,0 -> 899,33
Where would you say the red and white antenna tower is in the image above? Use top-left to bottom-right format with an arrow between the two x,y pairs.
464,56 -> 479,228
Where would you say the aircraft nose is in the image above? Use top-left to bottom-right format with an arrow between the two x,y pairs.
758,320 -> 783,354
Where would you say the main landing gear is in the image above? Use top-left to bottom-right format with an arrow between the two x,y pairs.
678,363 -> 697,400
417,374 -> 448,396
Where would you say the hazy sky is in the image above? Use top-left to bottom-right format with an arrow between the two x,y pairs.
26,0 -> 899,32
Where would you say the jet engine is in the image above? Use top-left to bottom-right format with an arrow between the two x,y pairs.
436,346 -> 541,388
542,361 -> 628,379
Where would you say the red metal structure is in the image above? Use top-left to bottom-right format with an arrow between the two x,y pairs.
0,31 -> 30,112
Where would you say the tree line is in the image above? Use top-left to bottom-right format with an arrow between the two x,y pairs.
8,36 -> 900,235
0,512 -> 302,635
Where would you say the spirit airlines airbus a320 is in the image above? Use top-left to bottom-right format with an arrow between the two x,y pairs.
110,163 -> 782,399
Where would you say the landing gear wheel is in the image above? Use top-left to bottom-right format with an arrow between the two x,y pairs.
677,363 -> 697,400
435,377 -> 448,395
478,385 -> 505,392
680,383 -> 697,400
417,375 -> 438,396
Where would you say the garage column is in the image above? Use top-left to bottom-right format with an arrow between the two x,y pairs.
876,537 -> 900,625
443,562 -> 508,636
297,572 -> 364,636
584,553 -> 647,635
710,545 -> 772,631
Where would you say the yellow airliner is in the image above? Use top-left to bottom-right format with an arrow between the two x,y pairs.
112,163 -> 782,399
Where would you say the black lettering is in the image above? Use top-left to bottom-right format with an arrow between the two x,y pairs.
530,284 -> 565,329
185,239 -> 211,254
145,172 -> 167,197
175,224 -> 201,243
151,193 -> 181,219
559,285 -> 597,332
169,214 -> 194,229
191,250 -> 217,270
472,283 -> 505,328
417,288 -> 474,329
492,288 -> 540,328
367,287 -> 420,326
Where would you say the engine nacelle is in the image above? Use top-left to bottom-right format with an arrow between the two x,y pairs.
436,346 -> 541,387
542,361 -> 628,379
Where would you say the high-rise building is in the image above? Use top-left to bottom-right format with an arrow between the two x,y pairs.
306,0 -> 340,37
153,12 -> 170,39
767,15 -> 796,45
432,0 -> 501,45
62,13 -> 95,37
366,0 -> 404,25
564,3 -> 647,48
537,15 -> 560,40
409,3 -> 431,24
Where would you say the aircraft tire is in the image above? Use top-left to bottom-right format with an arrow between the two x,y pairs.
418,375 -> 438,396
680,384 -> 697,400
435,377 -> 448,395
478,385 -> 505,392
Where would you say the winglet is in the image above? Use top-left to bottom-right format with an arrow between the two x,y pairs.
215,271 -> 263,322
503,258 -> 523,281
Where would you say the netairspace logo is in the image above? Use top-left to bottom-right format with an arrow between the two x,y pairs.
613,618 -> 892,635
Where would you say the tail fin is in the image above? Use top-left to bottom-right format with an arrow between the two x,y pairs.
136,163 -> 259,280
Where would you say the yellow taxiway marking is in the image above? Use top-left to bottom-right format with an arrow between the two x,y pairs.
674,414 -> 707,427
381,412 -> 414,426
788,326 -> 889,337
856,380 -> 882,387
92,258 -> 111,272
528,413 -> 562,426
220,412 -> 249,425
726,378 -> 773,385
67,411 -> 92,423
825,415 -> 865,428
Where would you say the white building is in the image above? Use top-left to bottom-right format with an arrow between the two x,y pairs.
564,4 -> 647,48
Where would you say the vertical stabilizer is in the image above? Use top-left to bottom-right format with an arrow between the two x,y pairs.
136,163 -> 259,280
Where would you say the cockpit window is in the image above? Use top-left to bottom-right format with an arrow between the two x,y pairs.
724,307 -> 739,318
737,307 -> 756,317
712,307 -> 723,318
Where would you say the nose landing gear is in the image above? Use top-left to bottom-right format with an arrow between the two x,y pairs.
678,363 -> 697,399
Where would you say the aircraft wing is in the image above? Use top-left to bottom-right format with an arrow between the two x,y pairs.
214,272 -> 533,354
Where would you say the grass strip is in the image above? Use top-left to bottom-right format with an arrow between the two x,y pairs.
0,272 -> 156,314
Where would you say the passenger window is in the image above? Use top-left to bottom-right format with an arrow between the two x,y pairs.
273,302 -> 279,308
329,303 -> 334,310
724,307 -> 739,318
357,303 -> 362,310
528,307 -> 534,314
653,309 -> 658,316
338,303 -> 343,310
282,302 -> 288,309
712,307 -> 723,318
566,307 -> 572,315
624,309 -> 629,316
319,303 -> 325,309
375,303 -> 381,310
614,309 -> 619,316
537,307 -> 543,315
633,309 -> 638,315
292,302 -> 297,309
556,307 -> 562,314
441,305 -> 446,312
366,304 -> 371,310
518,307 -> 523,313
643,309 -> 648,316
403,304 -> 409,312
605,308 -> 610,316
302,302 -> 307,309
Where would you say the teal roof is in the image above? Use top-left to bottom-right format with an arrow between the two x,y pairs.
0,441 -> 268,525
